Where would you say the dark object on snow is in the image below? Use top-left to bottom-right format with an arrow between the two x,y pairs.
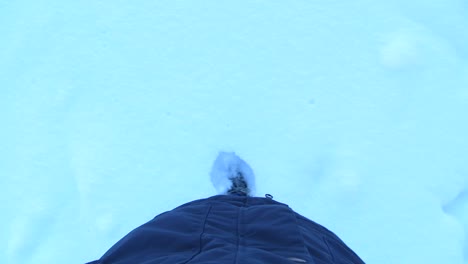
87,195 -> 364,264
227,173 -> 250,196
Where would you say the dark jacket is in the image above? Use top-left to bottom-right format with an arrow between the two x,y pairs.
88,195 -> 364,264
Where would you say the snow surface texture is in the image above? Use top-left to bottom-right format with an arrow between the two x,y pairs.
1,1 -> 468,264
210,152 -> 256,196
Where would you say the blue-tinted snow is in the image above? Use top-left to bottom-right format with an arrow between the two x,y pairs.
1,1 -> 467,263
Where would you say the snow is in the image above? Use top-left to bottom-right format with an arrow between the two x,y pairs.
1,1 -> 467,263
210,152 -> 256,196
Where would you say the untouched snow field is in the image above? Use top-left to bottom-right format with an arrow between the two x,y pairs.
1,1 -> 467,263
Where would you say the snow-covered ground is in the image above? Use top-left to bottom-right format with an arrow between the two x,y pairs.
1,1 -> 467,263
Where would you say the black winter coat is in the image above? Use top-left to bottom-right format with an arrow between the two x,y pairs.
88,195 -> 364,264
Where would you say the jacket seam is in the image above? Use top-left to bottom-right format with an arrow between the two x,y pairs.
323,236 -> 335,263
234,197 -> 248,264
290,209 -> 315,263
184,204 -> 213,264
233,204 -> 241,264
